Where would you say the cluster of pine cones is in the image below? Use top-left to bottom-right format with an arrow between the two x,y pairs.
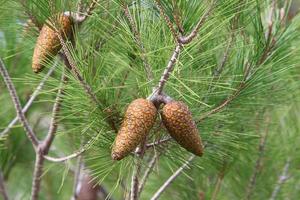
31,13 -> 204,161
112,98 -> 203,160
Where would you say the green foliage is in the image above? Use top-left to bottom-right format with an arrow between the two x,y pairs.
1,0 -> 300,199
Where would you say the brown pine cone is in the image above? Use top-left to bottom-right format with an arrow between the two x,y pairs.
112,98 -> 157,160
161,101 -> 203,156
32,14 -> 73,73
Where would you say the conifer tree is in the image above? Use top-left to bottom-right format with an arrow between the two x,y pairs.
1,0 -> 300,200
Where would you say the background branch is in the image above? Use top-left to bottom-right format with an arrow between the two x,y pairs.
0,58 -> 39,148
245,115 -> 270,199
150,155 -> 195,200
0,170 -> 9,200
154,0 -> 179,41
123,3 -> 154,81
269,158 -> 291,200
0,62 -> 57,137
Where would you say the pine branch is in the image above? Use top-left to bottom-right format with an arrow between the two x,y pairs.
123,3 -> 154,81
150,155 -> 195,200
154,0 -> 179,42
172,0 -> 184,34
245,115 -> 270,200
154,44 -> 182,95
31,71 -> 66,200
179,1 -> 215,44
0,62 -> 57,137
0,58 -> 39,148
0,170 -> 9,200
269,158 -> 291,200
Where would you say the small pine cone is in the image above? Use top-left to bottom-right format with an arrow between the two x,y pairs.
32,14 -> 73,73
112,98 -> 157,160
161,101 -> 203,156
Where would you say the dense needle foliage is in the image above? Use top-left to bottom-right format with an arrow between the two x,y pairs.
1,0 -> 300,199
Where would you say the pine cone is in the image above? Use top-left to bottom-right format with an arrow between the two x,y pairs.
112,98 -> 157,160
32,14 -> 73,73
161,101 -> 203,156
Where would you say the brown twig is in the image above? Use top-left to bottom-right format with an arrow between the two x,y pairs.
150,155 -> 195,200
154,0 -> 179,42
0,62 -> 58,137
41,73 -> 67,154
0,58 -> 39,148
179,1 -> 215,44
146,137 -> 172,149
0,170 -> 9,200
123,3 -> 154,81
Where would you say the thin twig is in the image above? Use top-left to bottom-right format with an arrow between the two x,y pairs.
269,158 -> 291,200
0,170 -> 9,200
58,39 -> 100,106
138,154 -> 158,196
123,3 -> 154,81
20,0 -> 42,30
41,72 -> 67,154
43,135 -> 97,163
197,80 -> 246,122
130,139 -> 147,200
245,115 -> 270,200
0,62 -> 57,137
150,155 -> 195,200
146,137 -> 172,149
211,167 -> 226,200
0,58 -> 39,148
154,0 -> 179,42
179,1 -> 215,44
